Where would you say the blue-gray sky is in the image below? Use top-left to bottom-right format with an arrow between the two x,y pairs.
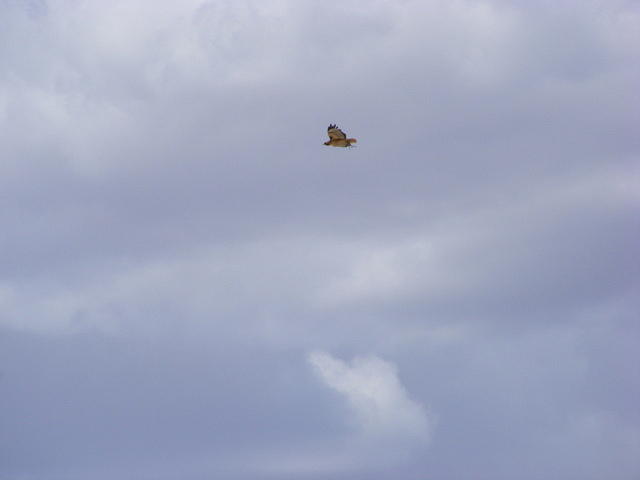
1,1 -> 639,479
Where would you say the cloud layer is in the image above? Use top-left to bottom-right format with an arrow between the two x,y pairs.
1,1 -> 639,479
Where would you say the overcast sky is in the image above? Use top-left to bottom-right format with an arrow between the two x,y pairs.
1,1 -> 639,479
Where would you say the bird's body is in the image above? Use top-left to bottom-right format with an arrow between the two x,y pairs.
324,124 -> 357,147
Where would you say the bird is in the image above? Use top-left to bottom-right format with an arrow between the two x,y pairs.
324,124 -> 357,147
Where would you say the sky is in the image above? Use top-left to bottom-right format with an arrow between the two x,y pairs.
0,0 -> 639,479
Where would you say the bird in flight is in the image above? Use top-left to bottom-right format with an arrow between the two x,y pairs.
324,124 -> 357,147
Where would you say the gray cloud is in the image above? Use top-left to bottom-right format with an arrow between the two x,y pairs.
1,0 -> 639,479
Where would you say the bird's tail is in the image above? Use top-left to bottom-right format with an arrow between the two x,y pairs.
347,138 -> 357,144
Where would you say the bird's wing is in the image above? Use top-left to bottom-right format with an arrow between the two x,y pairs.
327,125 -> 347,140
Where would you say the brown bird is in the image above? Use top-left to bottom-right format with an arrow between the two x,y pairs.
324,124 -> 357,147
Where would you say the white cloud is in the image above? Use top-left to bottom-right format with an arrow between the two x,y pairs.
308,350 -> 433,441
